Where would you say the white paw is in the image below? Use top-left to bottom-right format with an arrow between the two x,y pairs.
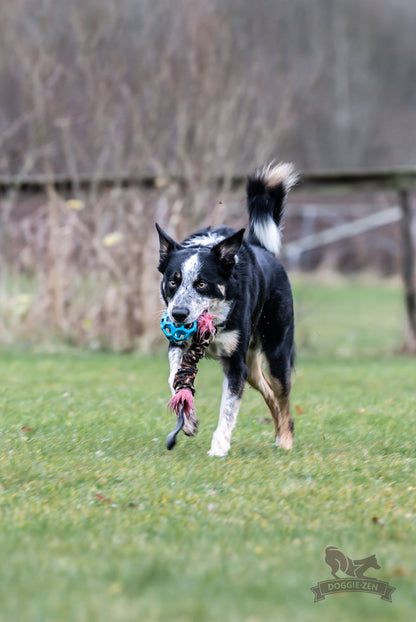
208,446 -> 229,457
208,431 -> 230,457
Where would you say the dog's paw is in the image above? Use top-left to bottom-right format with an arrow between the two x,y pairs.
182,412 -> 199,437
275,432 -> 293,450
183,422 -> 197,436
208,431 -> 230,457
207,446 -> 229,457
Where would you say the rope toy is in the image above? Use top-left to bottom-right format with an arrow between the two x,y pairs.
161,311 -> 216,449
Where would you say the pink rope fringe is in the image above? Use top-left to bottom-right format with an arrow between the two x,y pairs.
197,312 -> 216,339
168,388 -> 194,417
167,313 -> 216,424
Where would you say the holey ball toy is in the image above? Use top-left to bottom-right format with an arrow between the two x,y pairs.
160,312 -> 197,343
160,311 -> 216,449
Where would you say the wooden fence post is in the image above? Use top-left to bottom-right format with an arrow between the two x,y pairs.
398,188 -> 416,352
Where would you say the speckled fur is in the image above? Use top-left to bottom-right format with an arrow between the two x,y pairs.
156,162 -> 298,456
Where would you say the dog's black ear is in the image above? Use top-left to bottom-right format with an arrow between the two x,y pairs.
211,229 -> 245,275
155,223 -> 181,273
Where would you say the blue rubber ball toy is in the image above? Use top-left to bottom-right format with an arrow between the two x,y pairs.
160,311 -> 197,343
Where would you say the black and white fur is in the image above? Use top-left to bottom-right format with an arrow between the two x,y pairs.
156,162 -> 298,456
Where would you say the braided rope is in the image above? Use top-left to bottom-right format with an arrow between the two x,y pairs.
167,313 -> 216,434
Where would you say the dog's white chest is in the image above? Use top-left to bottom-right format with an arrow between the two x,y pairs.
207,329 -> 240,359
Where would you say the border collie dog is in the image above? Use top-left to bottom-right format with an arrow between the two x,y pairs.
156,162 -> 298,456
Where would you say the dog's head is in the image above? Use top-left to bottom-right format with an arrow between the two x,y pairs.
156,224 -> 244,327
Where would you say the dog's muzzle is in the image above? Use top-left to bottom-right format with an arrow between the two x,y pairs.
160,311 -> 197,343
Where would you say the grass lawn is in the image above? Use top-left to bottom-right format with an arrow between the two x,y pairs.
0,276 -> 415,621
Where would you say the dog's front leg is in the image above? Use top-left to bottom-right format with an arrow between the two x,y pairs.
168,343 -> 197,436
168,344 -> 183,395
208,358 -> 247,457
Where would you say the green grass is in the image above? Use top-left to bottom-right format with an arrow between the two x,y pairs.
0,276 -> 415,621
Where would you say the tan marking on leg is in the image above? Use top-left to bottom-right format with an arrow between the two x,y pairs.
268,375 -> 294,450
247,349 -> 278,415
248,348 -> 293,450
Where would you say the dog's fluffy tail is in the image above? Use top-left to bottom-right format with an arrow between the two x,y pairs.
246,161 -> 298,256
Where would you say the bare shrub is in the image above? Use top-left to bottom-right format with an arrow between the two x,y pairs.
0,180 -> 248,349
1,0 -> 416,348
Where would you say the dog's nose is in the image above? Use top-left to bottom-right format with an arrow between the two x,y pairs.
171,307 -> 189,324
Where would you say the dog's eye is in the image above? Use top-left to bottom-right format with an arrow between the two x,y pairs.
196,280 -> 208,290
168,272 -> 181,289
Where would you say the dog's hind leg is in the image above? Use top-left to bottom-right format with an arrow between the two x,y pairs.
265,344 -> 294,449
248,346 -> 293,449
269,375 -> 293,449
265,353 -> 294,450
247,347 -> 279,417
208,357 -> 247,457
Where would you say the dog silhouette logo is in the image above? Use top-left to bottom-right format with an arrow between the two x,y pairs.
325,546 -> 381,579
311,546 -> 395,602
